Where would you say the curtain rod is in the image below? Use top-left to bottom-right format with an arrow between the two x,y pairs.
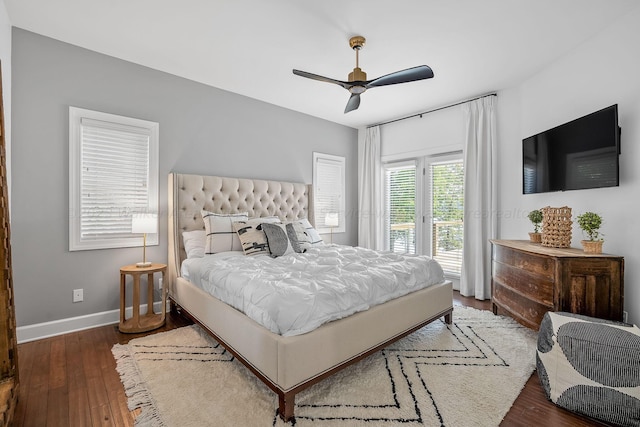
367,93 -> 497,129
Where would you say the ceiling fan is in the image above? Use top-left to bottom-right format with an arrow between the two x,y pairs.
293,36 -> 434,114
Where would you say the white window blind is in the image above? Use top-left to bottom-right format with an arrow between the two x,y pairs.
313,152 -> 345,233
385,162 -> 416,254
69,107 -> 159,251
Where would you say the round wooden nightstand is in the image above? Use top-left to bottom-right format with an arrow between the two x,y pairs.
119,263 -> 167,333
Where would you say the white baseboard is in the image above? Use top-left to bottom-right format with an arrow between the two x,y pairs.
16,301 -> 170,344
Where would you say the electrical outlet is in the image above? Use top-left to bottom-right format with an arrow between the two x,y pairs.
73,288 -> 83,303
158,277 -> 163,290
623,311 -> 628,324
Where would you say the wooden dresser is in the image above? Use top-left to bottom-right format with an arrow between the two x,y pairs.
490,239 -> 624,330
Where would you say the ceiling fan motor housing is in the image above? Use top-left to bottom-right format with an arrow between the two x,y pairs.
349,67 -> 367,82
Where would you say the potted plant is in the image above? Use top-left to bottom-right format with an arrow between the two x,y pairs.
527,209 -> 543,243
577,211 -> 604,254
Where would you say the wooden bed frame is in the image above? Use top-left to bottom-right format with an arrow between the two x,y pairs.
167,173 -> 453,422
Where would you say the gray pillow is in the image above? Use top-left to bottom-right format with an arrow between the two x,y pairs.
262,223 -> 300,257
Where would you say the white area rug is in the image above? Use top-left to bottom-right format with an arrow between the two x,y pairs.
112,307 -> 538,426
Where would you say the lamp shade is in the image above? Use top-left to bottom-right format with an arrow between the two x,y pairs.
131,213 -> 157,234
325,213 -> 339,227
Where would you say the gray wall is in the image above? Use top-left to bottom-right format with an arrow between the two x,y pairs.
11,28 -> 358,327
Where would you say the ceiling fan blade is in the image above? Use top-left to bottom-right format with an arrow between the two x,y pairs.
366,65 -> 434,88
344,93 -> 361,113
293,69 -> 352,90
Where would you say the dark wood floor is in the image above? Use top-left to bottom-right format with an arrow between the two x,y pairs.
453,294 -> 609,427
13,292 -> 610,426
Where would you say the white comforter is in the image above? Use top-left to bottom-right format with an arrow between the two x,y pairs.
181,245 -> 445,337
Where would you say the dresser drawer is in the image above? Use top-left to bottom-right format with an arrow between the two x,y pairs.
493,245 -> 555,281
492,282 -> 552,330
492,261 -> 554,306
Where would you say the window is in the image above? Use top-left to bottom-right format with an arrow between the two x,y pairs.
428,154 -> 464,275
69,107 -> 159,251
313,152 -> 345,233
384,161 -> 417,254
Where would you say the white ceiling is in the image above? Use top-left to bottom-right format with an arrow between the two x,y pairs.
5,0 -> 639,129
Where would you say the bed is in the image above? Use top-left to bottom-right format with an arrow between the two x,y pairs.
167,172 -> 453,422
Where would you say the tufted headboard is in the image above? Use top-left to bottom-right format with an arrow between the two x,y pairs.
167,173 -> 314,285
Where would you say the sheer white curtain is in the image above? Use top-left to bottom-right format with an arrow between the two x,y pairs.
460,97 -> 497,299
357,126 -> 383,250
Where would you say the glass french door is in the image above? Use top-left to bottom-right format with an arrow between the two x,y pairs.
384,152 -> 464,276
427,154 -> 464,275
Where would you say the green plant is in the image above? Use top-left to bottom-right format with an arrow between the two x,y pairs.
527,209 -> 543,233
577,212 -> 603,241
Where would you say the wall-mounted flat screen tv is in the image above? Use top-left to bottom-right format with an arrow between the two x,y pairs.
522,104 -> 620,194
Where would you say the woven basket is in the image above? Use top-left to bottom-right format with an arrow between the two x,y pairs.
581,240 -> 603,254
541,206 -> 572,248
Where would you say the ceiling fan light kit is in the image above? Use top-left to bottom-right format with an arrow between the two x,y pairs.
293,35 -> 434,113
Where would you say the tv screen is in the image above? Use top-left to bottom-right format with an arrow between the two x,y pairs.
522,105 -> 620,194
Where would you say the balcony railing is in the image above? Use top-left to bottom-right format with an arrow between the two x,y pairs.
388,220 -> 463,274
390,222 -> 416,254
432,220 -> 463,274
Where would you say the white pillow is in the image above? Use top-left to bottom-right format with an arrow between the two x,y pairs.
201,210 -> 249,254
232,216 -> 281,256
182,230 -> 206,258
289,218 -> 323,252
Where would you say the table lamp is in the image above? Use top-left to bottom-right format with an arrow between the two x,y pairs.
132,213 -> 157,267
325,213 -> 339,244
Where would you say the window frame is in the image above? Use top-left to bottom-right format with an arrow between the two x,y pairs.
69,106 -> 159,251
313,152 -> 346,234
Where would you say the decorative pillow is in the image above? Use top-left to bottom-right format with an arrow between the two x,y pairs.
262,223 -> 300,257
201,211 -> 248,254
288,218 -> 323,252
182,229 -> 206,258
232,216 -> 281,256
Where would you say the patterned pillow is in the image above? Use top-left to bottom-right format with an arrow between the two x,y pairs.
262,223 -> 300,257
288,218 -> 323,252
182,230 -> 206,258
201,211 -> 248,254
232,216 -> 281,256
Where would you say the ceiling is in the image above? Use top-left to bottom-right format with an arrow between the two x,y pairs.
5,0 -> 639,129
